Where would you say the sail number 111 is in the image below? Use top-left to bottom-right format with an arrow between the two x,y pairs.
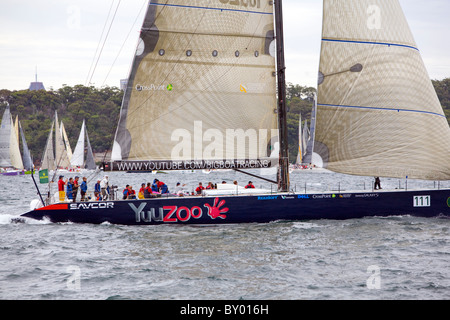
413,196 -> 430,207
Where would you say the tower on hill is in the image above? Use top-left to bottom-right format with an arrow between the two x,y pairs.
29,67 -> 45,91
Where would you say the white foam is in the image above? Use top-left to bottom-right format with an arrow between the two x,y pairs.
0,214 -> 52,225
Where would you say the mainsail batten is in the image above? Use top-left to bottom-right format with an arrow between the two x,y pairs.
110,0 -> 279,170
315,0 -> 450,180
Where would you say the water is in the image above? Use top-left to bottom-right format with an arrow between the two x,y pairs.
0,170 -> 449,300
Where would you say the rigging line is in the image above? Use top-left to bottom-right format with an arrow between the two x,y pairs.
101,0 -> 148,87
85,0 -> 116,86
86,0 -> 122,87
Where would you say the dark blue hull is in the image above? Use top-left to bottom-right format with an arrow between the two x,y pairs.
21,189 -> 450,225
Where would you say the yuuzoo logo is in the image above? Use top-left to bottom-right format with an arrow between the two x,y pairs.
447,197 -> 450,207
167,84 -> 173,91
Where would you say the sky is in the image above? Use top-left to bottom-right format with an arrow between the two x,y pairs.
0,0 -> 449,91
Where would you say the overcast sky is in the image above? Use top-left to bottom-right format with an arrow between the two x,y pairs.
0,0 -> 449,91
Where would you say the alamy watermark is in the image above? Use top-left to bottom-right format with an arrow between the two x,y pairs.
171,121 -> 278,162
66,266 -> 81,291
367,5 -> 381,30
366,265 -> 381,290
67,5 -> 81,30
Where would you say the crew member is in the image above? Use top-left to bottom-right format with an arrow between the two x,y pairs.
80,177 -> 88,202
58,176 -> 66,202
245,181 -> 255,189
196,182 -> 205,195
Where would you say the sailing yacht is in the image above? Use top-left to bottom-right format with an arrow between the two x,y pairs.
40,111 -> 71,173
22,0 -> 449,225
0,104 -> 25,175
70,119 -> 96,171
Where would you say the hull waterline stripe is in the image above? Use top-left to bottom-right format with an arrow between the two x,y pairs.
318,103 -> 446,119
149,3 -> 273,15
322,38 -> 419,51
37,204 -> 69,211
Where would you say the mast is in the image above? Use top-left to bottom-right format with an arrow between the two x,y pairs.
274,0 -> 290,192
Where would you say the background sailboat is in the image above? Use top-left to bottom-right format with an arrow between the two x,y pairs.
60,121 -> 73,162
19,120 -> 33,174
0,104 -> 24,175
40,112 -> 73,173
40,121 -> 56,172
71,120 -> 96,171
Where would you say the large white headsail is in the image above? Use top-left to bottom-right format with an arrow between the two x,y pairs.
315,0 -> 450,180
110,0 -> 278,171
71,120 -> 86,168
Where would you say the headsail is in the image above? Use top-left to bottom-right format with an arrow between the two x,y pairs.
295,114 -> 302,165
315,0 -> 450,180
54,112 -> 71,169
109,0 -> 278,171
0,105 -> 13,167
61,121 -> 73,161
71,120 -> 96,170
0,105 -> 23,169
71,120 -> 86,168
9,114 -> 23,170
19,121 -> 33,171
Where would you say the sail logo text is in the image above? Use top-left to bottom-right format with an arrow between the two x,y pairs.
70,202 -> 114,210
135,84 -> 172,92
219,0 -> 261,9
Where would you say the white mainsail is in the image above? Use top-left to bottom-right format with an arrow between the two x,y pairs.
0,105 -> 23,169
71,120 -> 86,168
315,0 -> 450,180
41,121 -> 56,171
111,0 -> 278,170
54,112 -> 71,168
0,105 -> 13,167
71,120 -> 96,170
19,121 -> 33,171
61,121 -> 73,161
85,127 -> 96,170
9,114 -> 23,170
302,119 -> 309,158
295,114 -> 302,165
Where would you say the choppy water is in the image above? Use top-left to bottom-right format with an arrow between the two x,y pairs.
0,170 -> 449,300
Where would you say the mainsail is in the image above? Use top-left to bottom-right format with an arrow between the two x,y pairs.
0,106 -> 13,167
54,112 -> 71,168
315,0 -> 450,180
19,121 -> 33,171
110,0 -> 278,171
9,114 -> 23,170
295,114 -> 302,165
61,121 -> 73,161
71,120 -> 96,170
41,121 -> 56,171
0,105 -> 23,169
